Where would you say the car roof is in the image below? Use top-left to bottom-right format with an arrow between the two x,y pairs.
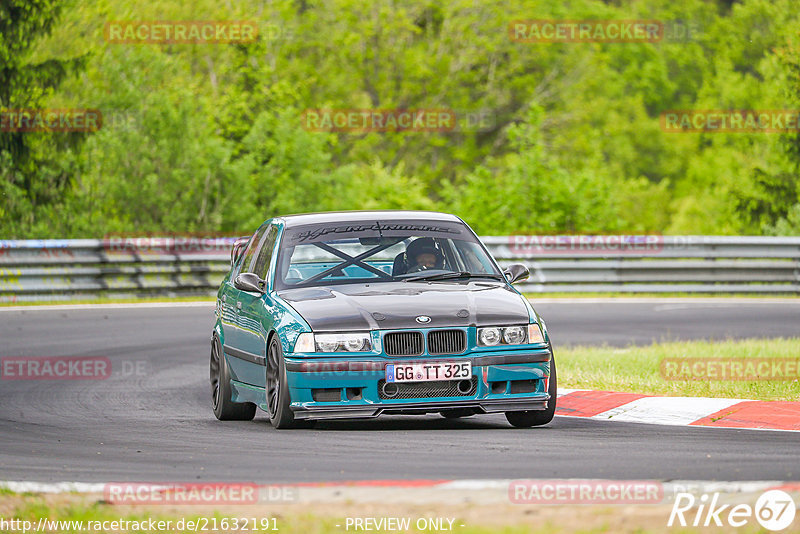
275,210 -> 462,228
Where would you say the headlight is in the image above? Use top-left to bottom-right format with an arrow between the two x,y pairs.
503,325 -> 526,344
316,335 -> 341,352
478,327 -> 501,346
292,332 -> 372,353
342,333 -> 370,352
477,324 -> 546,346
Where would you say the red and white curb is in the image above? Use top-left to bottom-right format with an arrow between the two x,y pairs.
556,389 -> 800,432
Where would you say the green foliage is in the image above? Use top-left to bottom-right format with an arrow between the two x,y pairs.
0,0 -> 88,235
447,104 -> 626,234
1,0 -> 800,237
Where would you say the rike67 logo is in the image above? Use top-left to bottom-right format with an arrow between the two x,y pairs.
669,490 -> 796,531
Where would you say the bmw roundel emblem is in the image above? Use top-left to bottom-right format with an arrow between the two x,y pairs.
415,315 -> 431,324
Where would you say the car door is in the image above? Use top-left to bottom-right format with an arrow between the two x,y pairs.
232,224 -> 279,387
223,225 -> 267,382
220,237 -> 253,349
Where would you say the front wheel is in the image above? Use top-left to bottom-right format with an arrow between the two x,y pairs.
210,335 -> 256,421
266,336 -> 313,429
505,351 -> 557,428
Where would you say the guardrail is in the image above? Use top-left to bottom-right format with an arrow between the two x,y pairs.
0,238 -> 235,303
1,236 -> 799,302
486,236 -> 800,294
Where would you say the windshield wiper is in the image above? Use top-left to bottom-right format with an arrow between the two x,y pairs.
403,271 -> 505,283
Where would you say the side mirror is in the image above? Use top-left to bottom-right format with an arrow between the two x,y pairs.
234,272 -> 265,293
230,236 -> 249,267
503,263 -> 530,284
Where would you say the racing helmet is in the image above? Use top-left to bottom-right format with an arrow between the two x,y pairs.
405,237 -> 444,270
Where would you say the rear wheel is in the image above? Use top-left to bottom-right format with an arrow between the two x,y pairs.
210,335 -> 256,421
505,352 -> 557,428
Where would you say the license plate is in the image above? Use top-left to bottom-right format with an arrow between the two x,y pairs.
386,361 -> 471,383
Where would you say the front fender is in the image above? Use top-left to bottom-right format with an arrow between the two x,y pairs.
270,292 -> 312,354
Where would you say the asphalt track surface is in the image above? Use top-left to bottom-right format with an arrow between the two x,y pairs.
0,299 -> 798,483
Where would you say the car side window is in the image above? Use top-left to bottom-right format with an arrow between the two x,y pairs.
251,225 -> 278,280
235,225 -> 268,277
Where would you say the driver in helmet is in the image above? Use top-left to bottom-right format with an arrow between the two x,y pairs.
405,238 -> 444,273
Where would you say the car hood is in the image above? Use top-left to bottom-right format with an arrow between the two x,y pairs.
277,281 -> 530,331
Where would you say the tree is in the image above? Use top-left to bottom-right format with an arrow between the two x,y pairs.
0,0 -> 88,236
771,23 -> 800,235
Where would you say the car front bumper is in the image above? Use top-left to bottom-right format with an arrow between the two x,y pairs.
290,397 -> 549,420
284,348 -> 552,421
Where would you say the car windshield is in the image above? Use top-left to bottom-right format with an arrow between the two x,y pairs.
274,219 -> 502,289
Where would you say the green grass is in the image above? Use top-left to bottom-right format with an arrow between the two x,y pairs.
558,338 -> 800,401
0,491 -> 773,534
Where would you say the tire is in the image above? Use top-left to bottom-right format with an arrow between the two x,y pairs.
266,336 -> 313,429
505,351 -> 557,428
210,335 -> 256,421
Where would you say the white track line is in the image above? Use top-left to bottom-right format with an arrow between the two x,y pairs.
0,481 -> 106,493
593,396 -> 747,426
